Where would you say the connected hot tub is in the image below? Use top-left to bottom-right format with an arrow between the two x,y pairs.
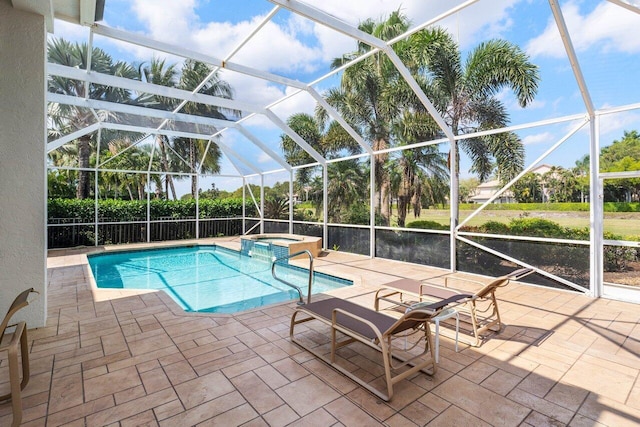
240,234 -> 322,260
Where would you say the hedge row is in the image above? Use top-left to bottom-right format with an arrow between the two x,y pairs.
409,217 -> 639,241
457,202 -> 640,212
48,198 -> 256,222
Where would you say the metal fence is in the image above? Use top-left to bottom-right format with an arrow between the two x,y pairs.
47,217 -> 243,248
47,217 -> 599,293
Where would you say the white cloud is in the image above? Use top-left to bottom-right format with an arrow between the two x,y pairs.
257,151 -> 275,164
55,0 -> 566,136
522,132 -> 554,145
598,110 -> 640,138
296,0 -> 521,49
52,19 -> 89,41
131,0 -> 198,44
270,88 -> 316,119
527,1 -> 640,58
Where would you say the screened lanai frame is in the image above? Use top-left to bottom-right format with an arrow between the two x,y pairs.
45,0 -> 640,299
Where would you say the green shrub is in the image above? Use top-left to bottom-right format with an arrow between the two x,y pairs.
603,202 -> 640,212
406,220 -> 449,230
48,198 -> 254,221
343,203 -> 370,225
479,221 -> 510,234
508,218 -> 565,237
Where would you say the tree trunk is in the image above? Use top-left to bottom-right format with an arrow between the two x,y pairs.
380,179 -> 391,226
157,135 -> 176,200
373,140 -> 390,226
412,187 -> 422,218
189,139 -> 197,197
125,183 -> 134,200
397,194 -> 408,228
76,136 -> 92,199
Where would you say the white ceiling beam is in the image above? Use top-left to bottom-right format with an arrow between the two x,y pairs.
99,123 -> 212,141
549,0 -> 595,116
268,0 -> 385,50
48,93 -> 237,129
48,63 -> 264,113
47,122 -> 101,153
92,24 -> 307,89
235,126 -> 291,171
264,110 -> 326,165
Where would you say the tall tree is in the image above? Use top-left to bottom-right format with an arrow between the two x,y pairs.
174,59 -> 238,197
326,159 -> 368,223
48,38 -> 138,199
389,144 -> 449,227
138,58 -> 180,199
324,13 -> 539,224
325,11 -> 410,225
400,27 -> 539,183
281,113 -> 361,215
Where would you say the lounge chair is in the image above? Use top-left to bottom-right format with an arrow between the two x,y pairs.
1,288 -> 38,427
290,297 -> 438,401
374,268 -> 534,347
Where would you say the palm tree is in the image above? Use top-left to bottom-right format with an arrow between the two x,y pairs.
404,28 -> 539,182
139,58 -> 180,199
389,143 -> 449,227
326,159 -> 368,222
281,112 -> 360,196
325,12 -> 409,225
173,60 -> 238,197
325,12 -> 539,224
100,138 -> 160,200
48,38 -> 138,199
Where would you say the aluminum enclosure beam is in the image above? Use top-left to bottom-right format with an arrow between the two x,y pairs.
235,126 -> 291,171
92,24 -> 307,90
48,63 -> 264,114
48,93 -> 237,129
264,110 -> 326,165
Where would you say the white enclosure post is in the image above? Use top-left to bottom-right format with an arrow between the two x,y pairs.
289,170 -> 294,234
260,175 -> 265,234
323,165 -> 328,250
590,117 -> 602,297
370,154 -> 376,258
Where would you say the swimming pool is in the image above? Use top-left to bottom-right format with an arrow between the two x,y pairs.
88,245 -> 352,313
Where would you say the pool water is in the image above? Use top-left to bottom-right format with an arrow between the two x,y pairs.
88,245 -> 351,313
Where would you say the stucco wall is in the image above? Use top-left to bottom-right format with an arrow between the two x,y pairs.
0,0 -> 47,327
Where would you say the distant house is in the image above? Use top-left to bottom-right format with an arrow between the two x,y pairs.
469,164 -> 553,204
469,179 -> 515,204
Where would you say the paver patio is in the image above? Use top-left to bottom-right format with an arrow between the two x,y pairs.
1,238 -> 639,426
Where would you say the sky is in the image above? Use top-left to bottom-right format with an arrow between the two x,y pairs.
51,0 -> 640,195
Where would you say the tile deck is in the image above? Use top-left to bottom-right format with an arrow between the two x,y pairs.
1,238 -> 640,426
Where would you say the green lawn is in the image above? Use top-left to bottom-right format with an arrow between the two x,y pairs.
399,209 -> 639,237
298,204 -> 639,238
